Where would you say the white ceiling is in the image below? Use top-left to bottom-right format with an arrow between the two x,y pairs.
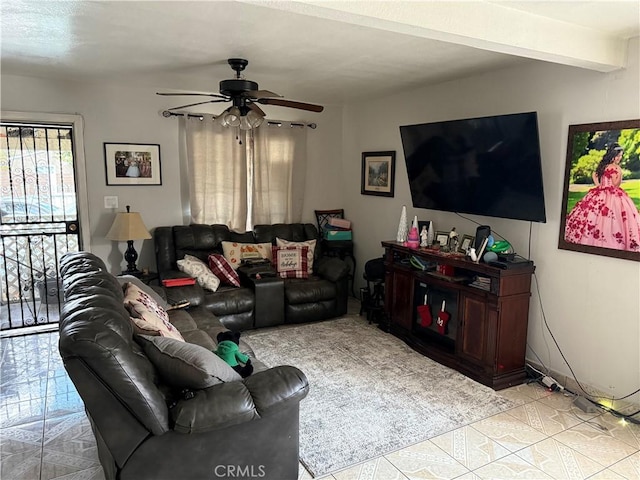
1,1 -> 639,110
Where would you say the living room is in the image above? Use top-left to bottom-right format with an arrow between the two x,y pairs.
1,1 -> 639,479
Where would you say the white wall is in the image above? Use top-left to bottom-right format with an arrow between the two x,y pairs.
0,75 -> 343,273
344,38 -> 640,401
2,37 -> 638,401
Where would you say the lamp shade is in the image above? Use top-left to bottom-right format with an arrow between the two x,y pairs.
106,207 -> 151,241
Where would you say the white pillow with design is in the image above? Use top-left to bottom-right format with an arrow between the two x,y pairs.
177,254 -> 221,292
276,238 -> 316,274
221,241 -> 273,270
124,283 -> 184,342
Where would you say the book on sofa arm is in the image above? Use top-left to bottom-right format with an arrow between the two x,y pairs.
162,277 -> 196,287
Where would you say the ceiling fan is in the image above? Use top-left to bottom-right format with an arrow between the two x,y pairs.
158,58 -> 324,128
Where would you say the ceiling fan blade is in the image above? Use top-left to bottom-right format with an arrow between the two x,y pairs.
257,98 -> 324,113
248,103 -> 266,117
168,99 -> 229,110
157,92 -> 228,100
245,90 -> 282,99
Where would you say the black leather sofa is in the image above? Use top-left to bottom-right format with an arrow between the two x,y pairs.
154,223 -> 350,331
58,251 -> 309,480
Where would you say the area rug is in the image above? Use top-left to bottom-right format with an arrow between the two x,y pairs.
243,316 -> 517,478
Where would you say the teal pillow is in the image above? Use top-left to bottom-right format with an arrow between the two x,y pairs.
137,335 -> 241,389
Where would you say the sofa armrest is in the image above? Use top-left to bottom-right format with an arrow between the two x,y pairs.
171,366 -> 308,434
315,256 -> 350,282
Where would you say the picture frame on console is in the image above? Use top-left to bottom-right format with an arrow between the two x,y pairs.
361,151 -> 396,197
435,232 -> 449,247
558,119 -> 640,262
459,234 -> 474,254
104,142 -> 162,186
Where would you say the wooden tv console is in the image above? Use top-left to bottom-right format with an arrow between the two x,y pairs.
382,241 -> 535,390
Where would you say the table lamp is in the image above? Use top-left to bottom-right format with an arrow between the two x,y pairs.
106,205 -> 151,276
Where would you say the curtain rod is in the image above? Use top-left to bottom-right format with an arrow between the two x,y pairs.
161,110 -> 317,129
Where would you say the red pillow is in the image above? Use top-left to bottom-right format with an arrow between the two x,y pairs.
208,254 -> 241,287
271,246 -> 309,279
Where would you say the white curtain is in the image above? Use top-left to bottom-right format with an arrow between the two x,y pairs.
185,115 -> 247,230
184,115 -> 307,230
252,122 -> 307,225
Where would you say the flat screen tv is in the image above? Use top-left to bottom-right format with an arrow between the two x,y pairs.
399,111 -> 547,222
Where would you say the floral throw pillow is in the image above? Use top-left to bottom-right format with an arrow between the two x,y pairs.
271,246 -> 309,279
221,241 -> 273,269
124,283 -> 184,342
176,254 -> 221,292
276,238 -> 316,274
208,253 -> 241,287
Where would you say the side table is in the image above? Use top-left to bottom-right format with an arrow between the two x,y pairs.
118,271 -> 158,286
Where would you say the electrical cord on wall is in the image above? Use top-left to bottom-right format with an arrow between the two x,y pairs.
531,272 -> 640,423
454,213 -> 509,243
454,213 -> 534,259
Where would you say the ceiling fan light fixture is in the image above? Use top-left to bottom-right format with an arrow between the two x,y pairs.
223,106 -> 241,127
159,58 -> 323,134
239,116 -> 252,131
245,109 -> 264,128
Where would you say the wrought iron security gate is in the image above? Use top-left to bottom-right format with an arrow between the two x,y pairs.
0,123 -> 80,331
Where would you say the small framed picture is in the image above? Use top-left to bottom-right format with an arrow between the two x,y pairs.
104,143 -> 162,186
435,231 -> 449,247
459,234 -> 475,253
361,151 -> 396,197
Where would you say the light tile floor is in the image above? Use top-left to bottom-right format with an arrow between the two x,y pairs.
1,329 -> 639,480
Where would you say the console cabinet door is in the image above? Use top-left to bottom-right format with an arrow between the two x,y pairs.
459,292 -> 493,368
388,268 -> 414,331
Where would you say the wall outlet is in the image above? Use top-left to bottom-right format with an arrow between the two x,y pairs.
104,196 -> 118,209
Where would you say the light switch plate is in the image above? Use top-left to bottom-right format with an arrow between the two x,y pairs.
104,196 -> 118,209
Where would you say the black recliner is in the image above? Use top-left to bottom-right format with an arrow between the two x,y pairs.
58,252 -> 309,480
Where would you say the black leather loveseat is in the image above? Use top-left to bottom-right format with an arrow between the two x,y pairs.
154,223 -> 350,331
58,251 -> 309,480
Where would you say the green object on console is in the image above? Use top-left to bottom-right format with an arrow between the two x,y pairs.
488,240 -> 512,253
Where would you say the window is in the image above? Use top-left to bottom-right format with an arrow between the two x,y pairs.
184,116 -> 307,231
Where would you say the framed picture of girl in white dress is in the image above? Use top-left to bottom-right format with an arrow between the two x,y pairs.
558,120 -> 640,262
104,143 -> 162,186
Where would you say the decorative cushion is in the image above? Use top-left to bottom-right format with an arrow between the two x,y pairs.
271,246 -> 309,279
221,241 -> 273,269
276,238 -> 316,274
177,254 -> 221,292
208,253 -> 241,287
136,335 -> 241,389
118,275 -> 168,309
124,283 -> 184,342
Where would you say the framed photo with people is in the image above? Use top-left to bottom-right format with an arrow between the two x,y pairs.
558,119 -> 640,261
104,143 -> 162,186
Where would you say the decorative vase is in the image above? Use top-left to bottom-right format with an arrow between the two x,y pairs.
427,221 -> 434,246
396,205 -> 408,243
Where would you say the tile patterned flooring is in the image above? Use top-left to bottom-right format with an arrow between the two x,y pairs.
1,329 -> 639,480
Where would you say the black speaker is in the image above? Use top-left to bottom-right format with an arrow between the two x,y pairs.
474,225 -> 491,252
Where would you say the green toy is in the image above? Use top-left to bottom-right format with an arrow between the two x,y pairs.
488,240 -> 512,253
214,331 -> 253,377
